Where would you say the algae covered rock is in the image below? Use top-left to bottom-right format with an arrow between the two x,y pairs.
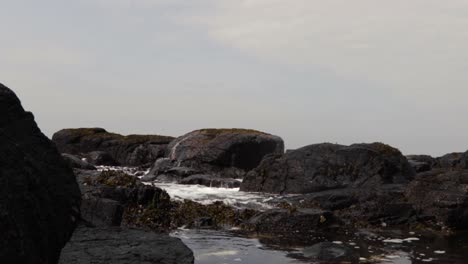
0,84 -> 81,264
52,128 -> 174,166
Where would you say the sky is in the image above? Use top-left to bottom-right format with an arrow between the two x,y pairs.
2,0 -> 468,156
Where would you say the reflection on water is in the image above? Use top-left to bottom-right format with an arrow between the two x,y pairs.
172,229 -> 304,264
172,228 -> 468,264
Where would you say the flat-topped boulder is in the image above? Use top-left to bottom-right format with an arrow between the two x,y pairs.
59,226 -> 194,264
147,128 -> 284,180
241,142 -> 415,194
0,84 -> 81,264
52,128 -> 174,166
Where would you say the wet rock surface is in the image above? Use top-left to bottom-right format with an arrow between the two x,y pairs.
59,225 -> 194,264
0,84 -> 81,264
52,128 -> 174,166
243,208 -> 336,235
241,142 -> 415,194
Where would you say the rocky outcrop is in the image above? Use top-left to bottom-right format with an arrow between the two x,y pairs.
74,170 -> 171,227
146,128 -> 284,183
241,142 -> 415,194
436,152 -> 468,169
405,169 -> 468,229
0,84 -> 81,264
59,226 -> 194,264
52,128 -> 174,167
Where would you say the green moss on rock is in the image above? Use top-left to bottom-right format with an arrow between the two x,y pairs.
59,128 -> 175,144
198,128 -> 270,137
95,170 -> 138,188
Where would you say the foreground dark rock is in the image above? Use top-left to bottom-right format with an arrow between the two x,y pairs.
241,142 -> 415,194
59,225 -> 194,264
52,128 -> 174,166
406,169 -> 468,229
147,128 -> 284,183
0,84 -> 81,264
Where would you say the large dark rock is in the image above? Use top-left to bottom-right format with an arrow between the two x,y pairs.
241,142 -> 415,194
59,226 -> 194,264
405,169 -> 468,229
52,128 -> 174,166
147,128 -> 284,180
0,84 -> 81,264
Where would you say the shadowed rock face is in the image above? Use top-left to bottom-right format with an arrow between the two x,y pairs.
147,128 -> 284,180
52,128 -> 174,166
406,169 -> 468,229
241,142 -> 415,194
0,84 -> 81,264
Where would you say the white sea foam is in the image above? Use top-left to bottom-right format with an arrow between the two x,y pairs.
148,182 -> 277,210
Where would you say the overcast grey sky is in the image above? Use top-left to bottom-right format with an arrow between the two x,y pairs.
2,0 -> 468,156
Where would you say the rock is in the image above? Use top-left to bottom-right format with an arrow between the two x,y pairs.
180,174 -> 241,188
241,142 -> 415,194
84,151 -> 117,166
243,208 -> 335,235
406,155 -> 436,172
436,152 -> 468,169
140,173 -> 158,182
0,84 -> 81,264
80,196 -> 123,226
302,242 -> 359,263
75,170 -> 171,227
52,128 -> 174,166
405,169 -> 468,229
59,226 -> 194,264
147,128 -> 284,179
62,153 -> 97,170
270,188 -> 359,211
